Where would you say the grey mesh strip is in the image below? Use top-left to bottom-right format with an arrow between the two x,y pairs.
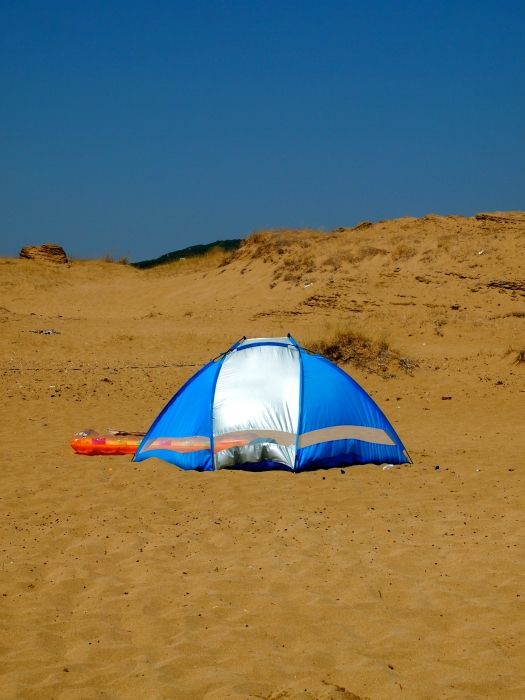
298,425 -> 395,448
215,429 -> 296,446
215,426 -> 394,448
141,425 -> 395,456
141,436 -> 211,453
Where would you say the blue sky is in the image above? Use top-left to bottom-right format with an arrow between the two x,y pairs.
1,1 -> 524,261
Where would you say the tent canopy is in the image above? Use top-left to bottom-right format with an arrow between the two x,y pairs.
133,336 -> 409,471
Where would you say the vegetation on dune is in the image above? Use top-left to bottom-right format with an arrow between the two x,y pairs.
124,210 -> 524,278
226,228 -> 327,282
102,254 -> 129,264
307,327 -> 416,377
232,224 -> 426,287
132,239 -> 242,269
237,229 -> 326,260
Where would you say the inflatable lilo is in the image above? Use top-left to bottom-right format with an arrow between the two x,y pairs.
71,429 -> 144,456
70,430 -> 251,456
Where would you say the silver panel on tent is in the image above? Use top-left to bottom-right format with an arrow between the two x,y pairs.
213,342 -> 300,469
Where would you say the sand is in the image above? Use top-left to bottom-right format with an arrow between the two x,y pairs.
1,212 -> 524,699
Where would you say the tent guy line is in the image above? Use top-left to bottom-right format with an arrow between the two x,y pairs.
3,362 -> 201,372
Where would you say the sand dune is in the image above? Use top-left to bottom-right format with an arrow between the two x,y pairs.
1,212 -> 524,699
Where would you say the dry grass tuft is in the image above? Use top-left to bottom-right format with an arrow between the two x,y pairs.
391,244 -> 417,261
150,246 -> 231,275
307,327 -> 416,377
321,255 -> 342,271
235,229 -> 326,265
230,230 -> 325,284
101,254 -> 129,265
360,245 -> 388,260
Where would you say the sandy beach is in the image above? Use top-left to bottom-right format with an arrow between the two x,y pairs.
1,212 -> 524,699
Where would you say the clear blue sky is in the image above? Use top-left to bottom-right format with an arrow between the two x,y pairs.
1,1 -> 524,261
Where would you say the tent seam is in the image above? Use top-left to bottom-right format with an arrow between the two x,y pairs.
132,359 -> 216,462
294,346 -> 305,472
209,352 -> 228,470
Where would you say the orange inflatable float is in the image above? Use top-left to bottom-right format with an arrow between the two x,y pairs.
71,430 -> 252,456
70,430 -> 143,456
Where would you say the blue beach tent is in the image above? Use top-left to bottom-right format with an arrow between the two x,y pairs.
133,336 -> 410,471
